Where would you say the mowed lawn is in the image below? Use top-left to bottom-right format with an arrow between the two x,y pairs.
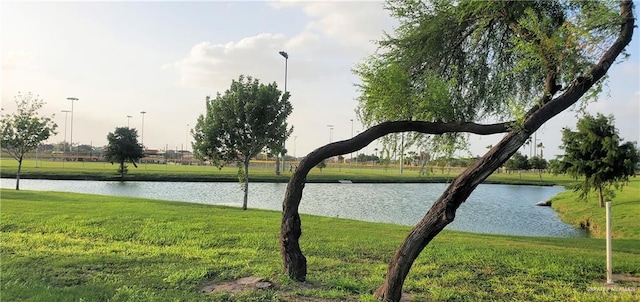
552,179 -> 640,239
2,158 -> 578,185
1,189 -> 638,301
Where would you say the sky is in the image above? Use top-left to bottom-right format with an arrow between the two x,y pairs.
2,1 -> 638,160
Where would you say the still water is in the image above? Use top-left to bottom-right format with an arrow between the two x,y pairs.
1,179 -> 588,238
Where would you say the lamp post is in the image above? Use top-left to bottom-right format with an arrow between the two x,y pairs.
327,125 -> 334,143
67,97 -> 78,159
127,115 -> 132,128
279,50 -> 289,174
294,136 -> 297,158
61,110 -> 71,157
140,111 -> 147,146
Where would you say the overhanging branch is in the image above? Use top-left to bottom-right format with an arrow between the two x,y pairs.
304,120 -> 510,164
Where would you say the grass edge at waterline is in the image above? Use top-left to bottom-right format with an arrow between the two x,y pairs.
1,189 -> 638,301
551,178 -> 640,240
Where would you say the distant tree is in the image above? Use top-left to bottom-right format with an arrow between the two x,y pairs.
547,157 -> 565,175
505,152 -> 530,178
192,75 -> 292,210
316,159 -> 326,172
0,92 -> 58,190
104,127 -> 145,181
529,156 -> 548,179
560,113 -> 639,207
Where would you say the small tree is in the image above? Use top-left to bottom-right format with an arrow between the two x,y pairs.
104,127 -> 145,181
0,92 -> 58,190
192,75 -> 292,210
561,113 -> 639,207
529,156 -> 548,178
316,159 -> 326,172
505,152 -> 529,178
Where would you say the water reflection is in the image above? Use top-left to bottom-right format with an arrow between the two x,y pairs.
0,179 -> 588,238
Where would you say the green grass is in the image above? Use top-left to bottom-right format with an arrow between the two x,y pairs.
552,179 -> 640,240
1,189 -> 638,301
2,158 -> 578,185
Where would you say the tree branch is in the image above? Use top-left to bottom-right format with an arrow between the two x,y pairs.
303,120 -> 510,164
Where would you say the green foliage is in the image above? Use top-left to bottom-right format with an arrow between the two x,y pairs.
505,152 -> 531,172
0,92 -> 58,189
192,75 -> 292,166
2,190 -> 639,301
529,156 -> 548,171
560,113 -> 639,206
355,0 -> 625,152
104,127 -> 145,180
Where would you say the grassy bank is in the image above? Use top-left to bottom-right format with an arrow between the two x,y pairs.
1,190 -> 638,301
552,179 -> 640,240
1,159 -> 577,185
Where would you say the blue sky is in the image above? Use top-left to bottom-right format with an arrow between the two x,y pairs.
2,1 -> 638,160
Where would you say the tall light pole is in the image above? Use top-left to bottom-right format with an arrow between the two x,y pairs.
279,50 -> 289,174
327,125 -> 334,143
294,136 -> 297,158
61,110 -> 71,156
140,111 -> 147,146
127,115 -> 132,128
67,97 -> 78,159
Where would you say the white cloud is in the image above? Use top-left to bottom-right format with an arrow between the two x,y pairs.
169,33 -> 288,89
169,1 -> 395,93
274,1 -> 395,54
1,51 -> 37,70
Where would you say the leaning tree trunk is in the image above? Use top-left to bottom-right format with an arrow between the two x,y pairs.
280,2 -> 633,300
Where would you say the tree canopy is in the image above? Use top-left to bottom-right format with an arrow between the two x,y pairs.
355,0 -> 626,152
104,127 -> 145,180
0,92 -> 58,190
192,75 -> 292,210
560,113 -> 639,207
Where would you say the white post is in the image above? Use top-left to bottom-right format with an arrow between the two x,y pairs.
606,201 -> 613,284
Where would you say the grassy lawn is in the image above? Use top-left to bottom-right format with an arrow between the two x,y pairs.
552,179 -> 640,240
1,158 -> 578,185
1,189 -> 638,301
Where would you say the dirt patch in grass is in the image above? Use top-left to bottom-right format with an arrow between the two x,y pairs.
201,276 -> 274,295
200,276 -> 413,301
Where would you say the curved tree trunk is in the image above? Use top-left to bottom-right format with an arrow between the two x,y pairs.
280,2 -> 633,299
281,121 -> 512,280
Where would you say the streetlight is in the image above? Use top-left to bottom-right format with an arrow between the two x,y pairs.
61,110 -> 71,157
185,124 -> 189,152
294,136 -> 297,158
279,50 -> 289,174
67,97 -> 78,158
140,111 -> 147,146
127,115 -> 133,128
327,125 -> 334,143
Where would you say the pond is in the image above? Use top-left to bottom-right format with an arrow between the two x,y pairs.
0,179 -> 588,238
